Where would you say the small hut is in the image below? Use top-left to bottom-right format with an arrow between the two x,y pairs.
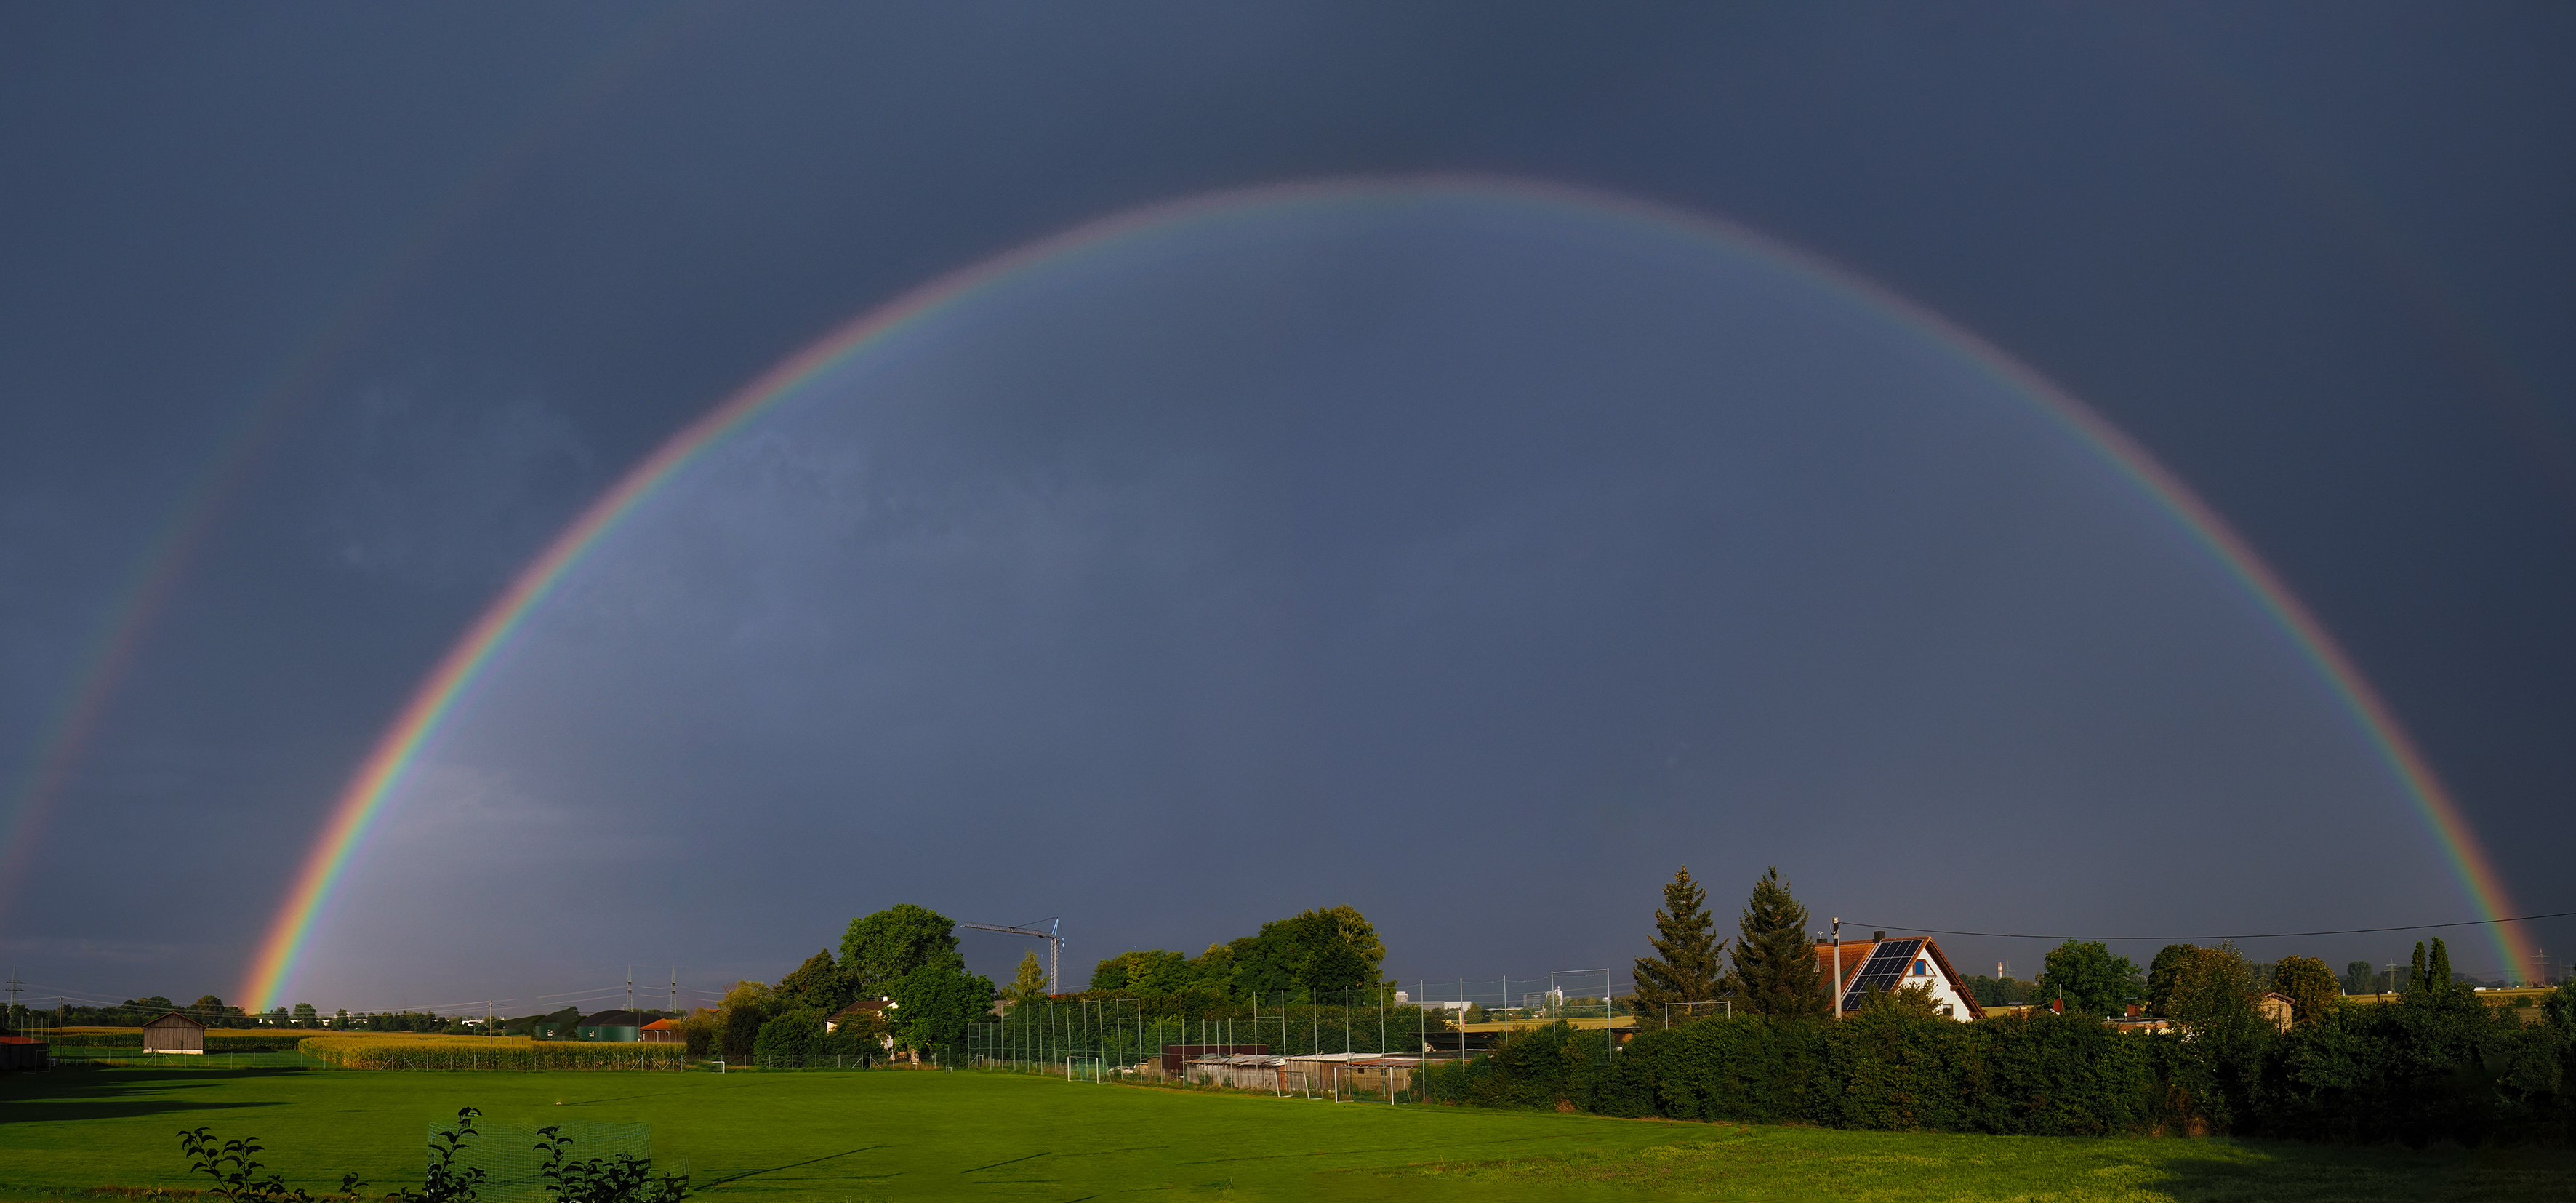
638,1018 -> 683,1044
0,1034 -> 48,1070
141,1010 -> 206,1054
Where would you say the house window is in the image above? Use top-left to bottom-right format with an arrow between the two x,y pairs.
1912,960 -> 1929,976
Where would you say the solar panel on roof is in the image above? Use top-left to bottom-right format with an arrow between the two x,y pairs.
1839,938 -> 1926,1011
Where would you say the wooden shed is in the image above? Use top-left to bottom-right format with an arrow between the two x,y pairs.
141,1010 -> 206,1054
0,1034 -> 47,1070
638,1018 -> 683,1044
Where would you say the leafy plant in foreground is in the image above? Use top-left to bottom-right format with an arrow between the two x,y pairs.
535,1123 -> 689,1203
389,1106 -> 488,1203
175,1127 -> 365,1202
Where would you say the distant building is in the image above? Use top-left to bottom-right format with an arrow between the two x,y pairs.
575,1011 -> 647,1042
0,1034 -> 48,1070
1815,933 -> 1986,1021
2257,991 -> 2294,1033
638,1018 -> 683,1044
826,999 -> 896,1034
142,1010 -> 207,1054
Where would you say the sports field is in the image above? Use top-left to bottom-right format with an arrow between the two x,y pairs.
1,1066 -> 2564,1202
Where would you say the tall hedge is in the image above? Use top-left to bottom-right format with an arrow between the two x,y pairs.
1457,984 -> 2575,1146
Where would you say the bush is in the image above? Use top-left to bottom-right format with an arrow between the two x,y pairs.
1450,979 -> 2576,1146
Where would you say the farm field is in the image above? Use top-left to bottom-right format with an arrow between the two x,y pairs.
1,1065 -> 2567,1202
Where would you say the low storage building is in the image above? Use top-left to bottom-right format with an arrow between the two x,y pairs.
141,1010 -> 206,1054
575,1011 -> 647,1042
0,1034 -> 47,1070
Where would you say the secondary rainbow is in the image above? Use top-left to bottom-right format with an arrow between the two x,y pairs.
241,176 -> 2533,1008
0,5 -> 707,932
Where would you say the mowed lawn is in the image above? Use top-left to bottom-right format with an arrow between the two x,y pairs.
1,1066 -> 2567,1202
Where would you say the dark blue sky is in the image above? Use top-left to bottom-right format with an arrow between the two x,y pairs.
2,2 -> 2571,1011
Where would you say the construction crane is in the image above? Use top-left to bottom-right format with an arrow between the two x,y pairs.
963,918 -> 1064,994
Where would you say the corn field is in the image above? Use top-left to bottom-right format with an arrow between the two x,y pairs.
298,1036 -> 689,1071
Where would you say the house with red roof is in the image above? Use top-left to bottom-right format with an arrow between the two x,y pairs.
1815,932 -> 1986,1021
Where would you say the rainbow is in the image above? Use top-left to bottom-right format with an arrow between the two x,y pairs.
241,176 -> 2534,1007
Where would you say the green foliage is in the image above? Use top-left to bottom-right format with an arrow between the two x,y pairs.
2270,955 -> 2342,1026
1631,865 -> 1728,1029
2344,959 -> 2380,996
719,1002 -> 765,1061
390,1108 -> 483,1203
1090,948 -> 1189,994
535,1122 -> 688,1203
177,1124 -> 369,1203
1851,982 -> 1942,1019
1006,951 -> 1050,1006
1965,975 -> 2031,1006
2145,943 -> 2198,1014
752,1012 -> 822,1063
677,1010 -> 717,1059
289,1003 -> 318,1029
1229,906 -> 1385,996
2265,965 -> 2574,1146
1730,868 -> 1822,1018
1484,1010 -> 2164,1136
2163,943 -> 2271,1130
770,949 -> 853,1018
838,904 -> 963,996
886,960 -> 994,1060
2033,940 -> 2138,1016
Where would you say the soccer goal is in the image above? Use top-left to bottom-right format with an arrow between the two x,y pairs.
1067,1055 -> 1107,1083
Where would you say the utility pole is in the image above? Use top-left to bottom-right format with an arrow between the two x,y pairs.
4,968 -> 21,1030
1831,919 -> 1842,1019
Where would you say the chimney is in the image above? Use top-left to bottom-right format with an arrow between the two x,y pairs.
1873,931 -> 1886,941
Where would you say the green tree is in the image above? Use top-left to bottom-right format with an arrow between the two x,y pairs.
752,1012 -> 822,1064
1730,867 -> 1823,1018
190,995 -> 226,1023
290,1002 -> 318,1028
1851,980 -> 1943,1018
887,962 -> 994,1060
2166,943 -> 2269,1129
2406,937 -> 2461,998
678,1009 -> 718,1059
1230,906 -> 1385,996
715,980 -> 771,1060
1091,949 -> 1188,994
1632,865 -> 1728,1028
2268,954 -> 2340,1026
1184,942 -> 1237,994
2144,943 -> 2199,1014
2033,940 -> 2138,1016
2341,959 -> 2377,996
840,904 -> 964,995
772,948 -> 853,1018
1006,950 -> 1050,1007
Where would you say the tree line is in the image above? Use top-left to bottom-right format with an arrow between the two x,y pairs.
1078,905 -> 1389,1015
686,903 -> 996,1064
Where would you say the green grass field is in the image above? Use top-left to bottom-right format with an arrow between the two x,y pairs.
1,1066 -> 2566,1202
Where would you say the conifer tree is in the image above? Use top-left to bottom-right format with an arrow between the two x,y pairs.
1007,950 -> 1051,1007
1632,866 -> 1728,1026
1731,866 -> 1825,1018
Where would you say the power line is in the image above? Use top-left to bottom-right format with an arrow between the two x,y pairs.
1855,908 -> 2576,943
